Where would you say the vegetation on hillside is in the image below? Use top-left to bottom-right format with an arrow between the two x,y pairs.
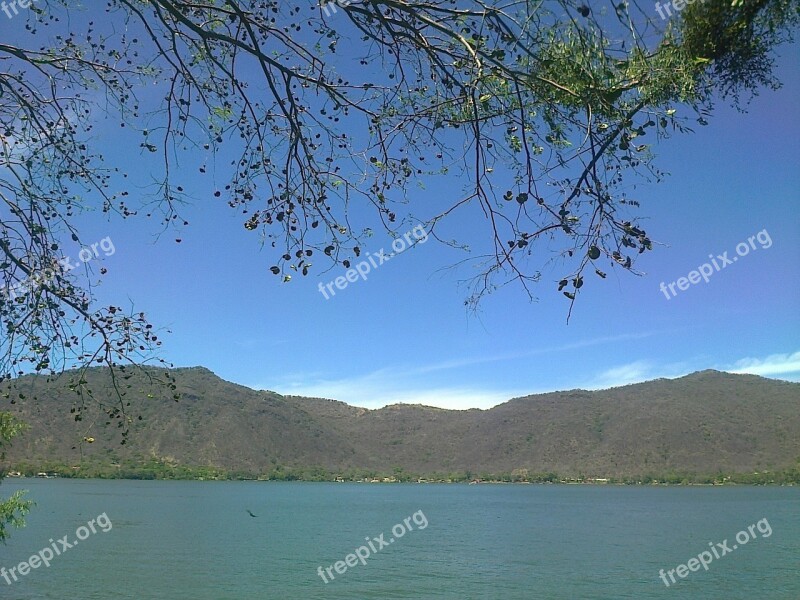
2,367 -> 798,484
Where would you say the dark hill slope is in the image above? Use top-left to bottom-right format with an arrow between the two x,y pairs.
2,367 -> 798,477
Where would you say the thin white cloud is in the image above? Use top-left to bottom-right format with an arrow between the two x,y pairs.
582,361 -> 656,390
726,351 -> 800,378
271,367 -> 525,410
256,348 -> 800,411
581,350 -> 800,391
261,333 -> 660,410
412,331 -> 658,375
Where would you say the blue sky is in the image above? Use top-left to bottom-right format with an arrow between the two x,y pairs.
7,19 -> 798,409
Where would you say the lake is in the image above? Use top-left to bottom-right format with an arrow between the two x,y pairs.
0,480 -> 797,599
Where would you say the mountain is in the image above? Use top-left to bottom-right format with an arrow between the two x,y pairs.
1,366 -> 798,481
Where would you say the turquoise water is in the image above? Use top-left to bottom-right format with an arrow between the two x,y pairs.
0,480 -> 797,599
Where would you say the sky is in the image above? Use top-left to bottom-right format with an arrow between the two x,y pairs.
3,11 -> 798,410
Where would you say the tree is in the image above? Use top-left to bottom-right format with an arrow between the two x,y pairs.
0,413 -> 33,542
0,1 -> 796,386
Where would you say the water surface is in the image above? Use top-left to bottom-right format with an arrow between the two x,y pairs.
0,480 -> 796,599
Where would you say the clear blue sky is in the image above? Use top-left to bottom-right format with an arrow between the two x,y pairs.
11,22 -> 798,409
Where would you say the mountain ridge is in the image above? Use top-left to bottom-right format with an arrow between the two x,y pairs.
1,366 -> 798,482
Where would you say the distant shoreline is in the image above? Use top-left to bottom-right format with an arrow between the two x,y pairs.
4,468 -> 797,486
4,477 -> 796,487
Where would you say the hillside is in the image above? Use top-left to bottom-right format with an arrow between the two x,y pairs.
1,366 -> 798,481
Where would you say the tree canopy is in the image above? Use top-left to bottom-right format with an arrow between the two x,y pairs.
0,412 -> 32,542
0,0 -> 797,383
